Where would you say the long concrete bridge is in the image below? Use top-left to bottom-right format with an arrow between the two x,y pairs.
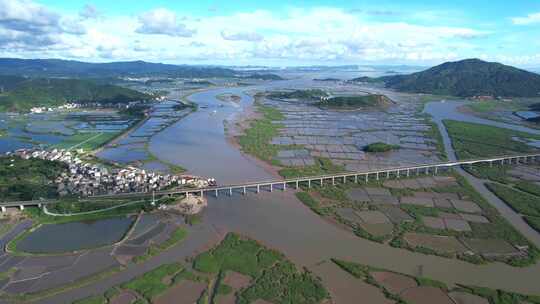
2,153 -> 539,210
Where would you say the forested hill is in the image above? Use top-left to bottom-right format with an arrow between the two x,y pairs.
0,77 -> 152,112
0,58 -> 236,78
352,59 -> 540,97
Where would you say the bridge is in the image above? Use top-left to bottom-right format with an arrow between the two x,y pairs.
2,153 -> 539,211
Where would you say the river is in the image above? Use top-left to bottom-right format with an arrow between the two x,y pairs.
424,99 -> 540,247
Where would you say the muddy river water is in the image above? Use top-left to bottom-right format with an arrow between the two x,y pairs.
26,87 -> 540,303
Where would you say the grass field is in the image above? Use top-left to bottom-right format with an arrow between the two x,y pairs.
278,157 -> 345,178
237,103 -> 285,164
443,120 -> 540,159
122,263 -> 184,301
193,233 -> 329,304
524,216 -> 540,233
486,183 -> 540,217
53,132 -> 119,151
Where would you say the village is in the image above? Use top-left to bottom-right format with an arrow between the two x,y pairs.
7,149 -> 216,198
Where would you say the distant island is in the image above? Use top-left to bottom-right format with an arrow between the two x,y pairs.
0,76 -> 152,112
351,58 -> 540,98
313,78 -> 340,82
242,73 -> 284,80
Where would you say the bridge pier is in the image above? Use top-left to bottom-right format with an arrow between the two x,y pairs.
343,176 -> 346,184
1,206 -> 5,213
386,171 -> 390,179
434,167 -> 438,175
365,174 -> 368,183
295,181 -> 299,190
406,169 -> 410,177
19,205 -> 24,211
200,190 -> 204,198
376,172 -> 379,181
320,178 -> 323,186
354,175 -> 358,183
270,184 -> 273,192
396,170 -> 400,178
308,180 -> 312,188
283,183 -> 286,191
215,189 -> 218,197
256,185 -> 260,193
332,177 -> 335,186
243,187 -> 246,195
229,188 -> 233,196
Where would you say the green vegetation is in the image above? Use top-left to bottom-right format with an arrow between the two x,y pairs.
363,142 -> 400,153
133,227 -> 188,263
425,119 -> 447,160
237,101 -> 285,164
0,78 -> 152,112
443,120 -> 540,159
333,258 -> 540,304
122,263 -> 184,301
524,216 -> 540,233
458,285 -> 540,304
268,89 -> 328,100
378,58 -> 540,97
316,94 -> 393,109
0,156 -> 67,201
515,180 -> 540,196
486,183 -> 540,217
466,165 -> 510,184
193,233 -> 329,304
278,157 -> 344,178
52,132 -> 119,151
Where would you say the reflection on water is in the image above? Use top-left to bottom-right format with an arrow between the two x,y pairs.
16,217 -> 134,253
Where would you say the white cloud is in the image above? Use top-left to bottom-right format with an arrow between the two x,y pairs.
0,3 -> 536,66
221,30 -> 263,42
511,12 -> 540,25
79,4 -> 100,20
136,8 -> 195,37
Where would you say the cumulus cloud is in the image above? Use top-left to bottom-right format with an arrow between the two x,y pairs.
221,30 -> 263,42
136,8 -> 195,37
511,12 -> 540,25
0,0 -> 85,51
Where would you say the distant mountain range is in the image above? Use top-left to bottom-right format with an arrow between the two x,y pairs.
352,59 -> 540,97
0,76 -> 152,112
0,58 -> 236,78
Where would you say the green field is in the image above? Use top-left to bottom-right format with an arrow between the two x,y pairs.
122,263 -> 184,301
237,102 -> 285,164
193,233 -> 329,304
52,132 -> 119,151
486,183 -> 540,217
443,120 -> 540,159
278,157 -> 345,178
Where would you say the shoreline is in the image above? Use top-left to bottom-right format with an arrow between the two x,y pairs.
224,102 -> 284,180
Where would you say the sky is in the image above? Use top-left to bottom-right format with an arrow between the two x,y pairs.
1,0 -> 540,67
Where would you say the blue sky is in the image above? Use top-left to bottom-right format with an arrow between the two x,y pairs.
2,0 -> 540,67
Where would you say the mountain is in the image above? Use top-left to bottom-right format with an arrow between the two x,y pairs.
0,58 -> 236,78
354,59 -> 540,97
0,77 -> 152,112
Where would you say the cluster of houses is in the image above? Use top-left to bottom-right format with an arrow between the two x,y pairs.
30,103 -> 79,113
7,149 -> 216,197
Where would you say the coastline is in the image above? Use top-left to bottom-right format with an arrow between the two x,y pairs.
224,102 -> 283,180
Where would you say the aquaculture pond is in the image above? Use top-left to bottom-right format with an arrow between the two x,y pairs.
16,216 -> 135,254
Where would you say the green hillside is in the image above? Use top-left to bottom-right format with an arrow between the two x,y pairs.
353,59 -> 540,98
0,77 -> 152,112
